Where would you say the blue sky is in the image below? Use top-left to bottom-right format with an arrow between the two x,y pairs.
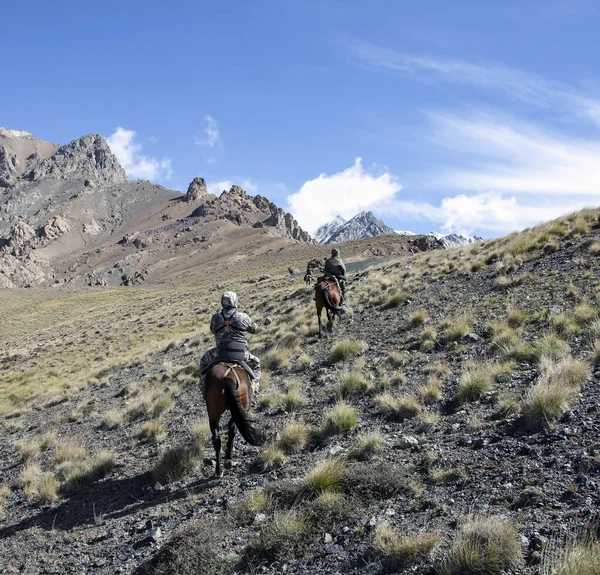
2,0 -> 600,237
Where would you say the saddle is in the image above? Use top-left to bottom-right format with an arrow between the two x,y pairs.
316,275 -> 342,292
201,340 -> 257,381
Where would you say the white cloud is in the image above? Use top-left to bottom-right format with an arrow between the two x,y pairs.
207,178 -> 257,196
350,42 -> 600,126
286,158 -> 402,233
387,192 -> 591,236
196,115 -> 222,148
427,111 -> 600,196
107,127 -> 172,180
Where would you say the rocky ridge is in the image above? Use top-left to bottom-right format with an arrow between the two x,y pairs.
191,185 -> 313,243
0,129 -> 314,288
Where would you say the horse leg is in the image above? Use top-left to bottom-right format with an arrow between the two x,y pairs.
210,418 -> 223,478
224,416 -> 235,468
317,304 -> 323,338
326,308 -> 333,332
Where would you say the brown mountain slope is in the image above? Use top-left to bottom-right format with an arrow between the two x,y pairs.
0,208 -> 599,574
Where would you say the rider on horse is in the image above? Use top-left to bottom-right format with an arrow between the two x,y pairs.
199,292 -> 262,394
323,248 -> 347,305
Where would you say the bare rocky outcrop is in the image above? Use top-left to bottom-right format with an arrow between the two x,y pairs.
410,235 -> 444,251
4,220 -> 36,256
191,185 -> 313,243
39,215 -> 70,241
23,134 -> 127,184
184,177 -> 209,202
0,128 -> 61,188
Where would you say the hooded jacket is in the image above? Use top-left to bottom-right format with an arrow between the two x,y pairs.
209,291 -> 259,347
324,249 -> 346,278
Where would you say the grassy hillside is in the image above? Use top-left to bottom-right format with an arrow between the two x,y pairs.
1,208 -> 600,574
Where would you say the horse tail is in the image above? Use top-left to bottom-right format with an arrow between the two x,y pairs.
223,377 -> 265,446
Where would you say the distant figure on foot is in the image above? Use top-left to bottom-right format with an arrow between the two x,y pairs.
199,292 -> 262,394
323,248 -> 347,305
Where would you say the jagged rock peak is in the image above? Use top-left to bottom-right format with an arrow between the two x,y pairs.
23,134 -> 127,184
190,184 -> 313,243
185,177 -> 208,202
317,211 -> 395,244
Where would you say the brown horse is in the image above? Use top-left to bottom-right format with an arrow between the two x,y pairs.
315,278 -> 343,338
204,363 -> 265,477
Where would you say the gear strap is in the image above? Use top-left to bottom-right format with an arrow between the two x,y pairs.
223,364 -> 242,390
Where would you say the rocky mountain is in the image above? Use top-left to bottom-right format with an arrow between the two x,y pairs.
314,211 -> 396,244
313,215 -> 346,243
0,129 -> 313,288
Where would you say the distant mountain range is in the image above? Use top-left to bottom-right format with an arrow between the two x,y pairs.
315,212 -> 481,247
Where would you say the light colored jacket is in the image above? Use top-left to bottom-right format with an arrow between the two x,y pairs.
210,304 -> 258,347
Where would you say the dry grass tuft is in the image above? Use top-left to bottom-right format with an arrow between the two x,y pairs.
53,442 -> 87,465
542,532 -> 600,575
329,340 -> 367,364
459,361 -> 512,403
304,459 -> 345,494
418,377 -> 443,403
374,393 -> 421,421
261,445 -> 287,469
443,314 -> 475,343
151,395 -> 173,418
409,310 -> 428,328
373,522 -> 439,563
522,356 -> 589,429
416,411 -> 440,432
19,462 -> 40,499
348,432 -> 384,461
17,440 -> 41,463
246,510 -> 308,563
441,515 -> 522,574
258,391 -> 284,410
324,402 -> 359,434
285,380 -> 308,411
381,290 -> 412,310
136,420 -> 168,443
277,420 -> 309,454
335,370 -> 369,397
535,333 -> 571,362
101,409 -> 123,429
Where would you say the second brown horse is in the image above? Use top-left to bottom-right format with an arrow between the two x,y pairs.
314,278 -> 343,338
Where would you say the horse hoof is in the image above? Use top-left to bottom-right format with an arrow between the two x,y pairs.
215,470 -> 223,478
224,460 -> 232,470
